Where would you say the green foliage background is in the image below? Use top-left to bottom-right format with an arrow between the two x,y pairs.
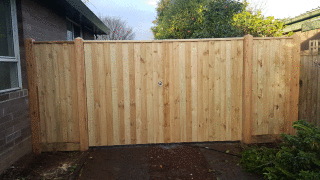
152,0 -> 287,39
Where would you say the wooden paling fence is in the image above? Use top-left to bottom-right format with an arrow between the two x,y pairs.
25,35 -> 300,153
299,40 -> 320,126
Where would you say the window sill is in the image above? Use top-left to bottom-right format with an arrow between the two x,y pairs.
0,87 -> 21,94
0,89 -> 28,102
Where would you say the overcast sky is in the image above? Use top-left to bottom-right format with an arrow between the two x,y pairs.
85,0 -> 320,40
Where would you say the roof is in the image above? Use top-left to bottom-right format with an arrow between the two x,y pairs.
34,0 -> 109,34
64,0 -> 109,34
284,7 -> 320,33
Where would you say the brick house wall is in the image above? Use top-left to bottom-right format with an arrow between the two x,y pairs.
18,0 -> 69,88
0,90 -> 31,172
0,0 -> 98,173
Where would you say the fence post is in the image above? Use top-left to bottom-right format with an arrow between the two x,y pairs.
287,34 -> 301,134
25,38 -> 41,154
242,35 -> 253,144
74,38 -> 89,151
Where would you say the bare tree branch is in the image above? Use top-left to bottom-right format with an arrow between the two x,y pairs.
97,16 -> 135,40
244,0 -> 268,14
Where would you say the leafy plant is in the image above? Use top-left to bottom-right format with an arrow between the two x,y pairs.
241,120 -> 320,180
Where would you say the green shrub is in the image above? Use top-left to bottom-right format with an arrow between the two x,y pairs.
241,120 -> 320,180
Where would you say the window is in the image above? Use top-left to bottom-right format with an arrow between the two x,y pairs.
0,0 -> 21,93
66,19 -> 82,40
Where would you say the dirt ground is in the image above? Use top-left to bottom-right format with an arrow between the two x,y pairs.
0,142 -> 262,180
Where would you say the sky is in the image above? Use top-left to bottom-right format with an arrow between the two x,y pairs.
85,0 -> 320,40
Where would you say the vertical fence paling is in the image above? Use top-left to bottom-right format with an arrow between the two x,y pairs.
27,36 -> 300,151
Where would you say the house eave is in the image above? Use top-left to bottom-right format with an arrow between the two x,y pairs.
64,0 -> 109,34
284,7 -> 320,25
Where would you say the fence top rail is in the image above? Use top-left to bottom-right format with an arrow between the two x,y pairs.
253,37 -> 293,40
31,36 -> 293,44
33,41 -> 75,44
85,37 -> 244,43
84,37 -> 292,43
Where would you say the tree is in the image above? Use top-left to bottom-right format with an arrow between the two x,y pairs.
152,0 -> 287,39
232,11 -> 286,37
152,0 -> 205,39
97,16 -> 135,40
195,0 -> 245,38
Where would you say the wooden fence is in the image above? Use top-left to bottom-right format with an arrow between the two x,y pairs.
25,35 -> 300,152
299,41 -> 320,126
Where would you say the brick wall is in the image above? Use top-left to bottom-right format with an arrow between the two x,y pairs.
21,0 -> 67,41
0,90 -> 31,173
18,0 -> 69,89
18,0 -> 96,88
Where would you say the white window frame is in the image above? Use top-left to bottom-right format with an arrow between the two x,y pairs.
0,0 -> 22,94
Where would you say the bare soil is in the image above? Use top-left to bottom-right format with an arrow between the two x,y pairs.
0,142 -> 262,180
0,151 -> 87,180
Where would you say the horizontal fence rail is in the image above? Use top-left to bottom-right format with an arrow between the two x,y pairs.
25,35 -> 300,152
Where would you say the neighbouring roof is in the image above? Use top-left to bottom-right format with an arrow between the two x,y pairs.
284,7 -> 320,33
34,0 -> 109,34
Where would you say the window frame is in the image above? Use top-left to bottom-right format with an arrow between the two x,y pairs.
66,18 -> 83,40
0,0 -> 22,94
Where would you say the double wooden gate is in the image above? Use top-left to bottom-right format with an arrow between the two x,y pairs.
25,35 -> 300,152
